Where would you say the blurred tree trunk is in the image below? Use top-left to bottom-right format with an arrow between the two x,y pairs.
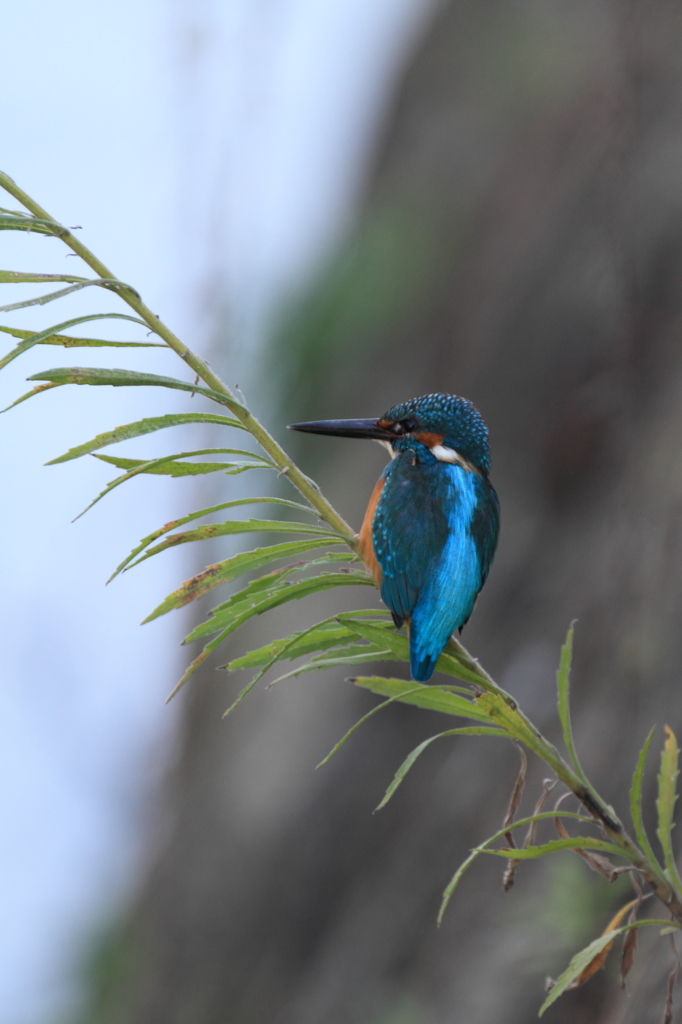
91,1 -> 682,1021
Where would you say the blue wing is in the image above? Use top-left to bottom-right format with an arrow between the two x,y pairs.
373,449 -> 499,681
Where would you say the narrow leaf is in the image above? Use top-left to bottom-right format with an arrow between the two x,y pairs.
92,452 -> 269,478
107,498 -> 330,582
376,727 -> 506,810
216,614 -> 345,714
0,314 -> 156,371
77,449 -> 275,518
1,381 -> 63,411
144,538 -> 347,622
0,322 -> 163,348
316,685 -> 428,769
126,520 -> 345,571
47,413 -> 246,463
0,271 -> 91,283
0,277 -> 137,313
0,213 -> 65,235
556,625 -> 590,787
185,571 -> 373,642
267,647 -> 394,686
482,838 -> 625,860
437,811 -> 596,925
657,725 -> 682,894
630,726 -> 662,872
351,676 -> 492,722
27,366 -> 243,411
538,917 -> 675,1016
224,625 -> 363,671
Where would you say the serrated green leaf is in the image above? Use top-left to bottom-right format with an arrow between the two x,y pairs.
108,497 -> 327,582
185,571 -> 373,643
127,520 -> 346,572
482,837 -> 625,860
630,726 -> 662,873
556,625 -> 590,788
437,811 -> 597,924
27,366 -> 243,412
657,725 -> 682,895
145,538 -> 347,623
0,314 -> 156,371
47,413 -> 246,464
0,277 -> 137,313
76,449 -> 276,519
538,919 -> 678,1016
351,676 -> 491,722
376,727 -> 507,811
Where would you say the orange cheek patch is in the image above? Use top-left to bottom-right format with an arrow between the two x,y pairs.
414,431 -> 445,448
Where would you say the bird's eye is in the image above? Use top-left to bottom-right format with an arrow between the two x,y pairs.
401,417 -> 417,433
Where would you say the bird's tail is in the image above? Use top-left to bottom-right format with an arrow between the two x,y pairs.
406,620 -> 438,681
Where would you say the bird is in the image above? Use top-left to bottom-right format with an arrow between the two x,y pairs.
289,392 -> 499,682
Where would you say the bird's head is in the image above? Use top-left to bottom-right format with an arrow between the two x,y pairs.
289,392 -> 491,475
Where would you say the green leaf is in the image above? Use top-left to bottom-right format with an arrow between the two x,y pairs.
481,837 -> 626,860
630,726 -> 662,873
266,646 -> 394,685
144,537 -> 348,622
126,520 -> 346,572
316,684 -> 431,769
437,811 -> 597,924
210,614 -> 344,713
47,413 -> 246,464
351,676 -> 492,722
556,625 -> 590,788
376,727 -> 507,811
0,323 -> 163,349
0,213 -> 64,236
0,277 -> 138,313
26,366 -> 243,412
224,624 -> 364,671
76,449 -> 275,519
338,617 -> 486,687
0,314 -> 157,371
657,725 -> 682,895
0,271 -> 91,283
92,451 -> 269,477
108,496 -> 323,582
185,570 -> 373,643
339,617 -> 410,660
538,919 -> 679,1016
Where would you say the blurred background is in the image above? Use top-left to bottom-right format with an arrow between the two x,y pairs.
3,1 -> 682,1022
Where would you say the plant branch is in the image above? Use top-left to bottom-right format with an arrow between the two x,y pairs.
0,170 -> 357,545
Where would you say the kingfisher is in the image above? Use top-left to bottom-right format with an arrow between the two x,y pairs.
289,393 -> 499,682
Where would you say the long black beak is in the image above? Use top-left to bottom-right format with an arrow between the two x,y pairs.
287,417 -> 395,440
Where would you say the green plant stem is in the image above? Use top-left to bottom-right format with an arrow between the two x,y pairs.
0,170 -> 357,547
4,168 -> 681,926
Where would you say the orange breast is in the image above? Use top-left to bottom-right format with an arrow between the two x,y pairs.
358,475 -> 385,587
